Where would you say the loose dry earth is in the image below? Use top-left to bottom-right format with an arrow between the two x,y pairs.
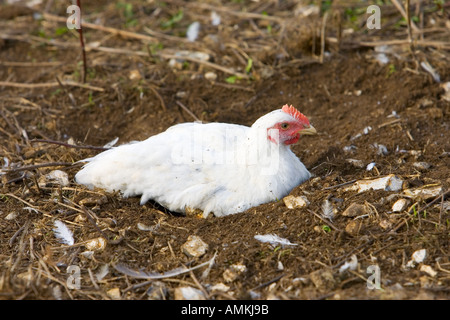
0,1 -> 449,300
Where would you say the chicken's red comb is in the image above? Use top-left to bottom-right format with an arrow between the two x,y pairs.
281,104 -> 310,125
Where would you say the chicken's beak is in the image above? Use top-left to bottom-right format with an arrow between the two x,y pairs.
299,125 -> 317,136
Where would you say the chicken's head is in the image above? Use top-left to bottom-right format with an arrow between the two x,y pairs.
266,104 -> 316,145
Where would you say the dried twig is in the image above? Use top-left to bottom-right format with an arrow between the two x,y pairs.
42,12 -> 158,43
307,209 -> 342,232
175,101 -> 201,122
0,61 -> 62,67
1,193 -> 52,218
187,2 -> 282,23
31,138 -> 109,151
2,162 -> 74,173
0,80 -> 104,92
326,37 -> 450,50
115,253 -> 216,280
148,85 -> 166,111
160,53 -> 249,79
391,0 -> 419,33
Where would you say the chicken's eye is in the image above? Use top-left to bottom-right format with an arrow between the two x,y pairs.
280,123 -> 289,130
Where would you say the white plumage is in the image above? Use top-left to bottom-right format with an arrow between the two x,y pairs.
75,105 -> 316,217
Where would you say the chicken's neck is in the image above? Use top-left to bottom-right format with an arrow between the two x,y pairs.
241,125 -> 292,176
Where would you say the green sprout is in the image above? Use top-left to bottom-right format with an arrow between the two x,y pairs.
245,58 -> 253,74
225,75 -> 237,84
161,10 -> 184,29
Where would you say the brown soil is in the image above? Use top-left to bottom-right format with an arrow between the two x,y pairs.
0,1 -> 449,300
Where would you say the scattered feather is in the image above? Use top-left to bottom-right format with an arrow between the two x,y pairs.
372,143 -> 388,155
22,206 -> 40,214
420,61 -> 440,83
366,162 -> 376,171
339,254 -> 358,273
44,170 -> 70,187
115,252 -> 216,280
186,21 -> 200,42
53,220 -> 74,246
103,137 -> 119,149
321,199 -> 335,221
254,234 -> 298,248
2,156 -> 9,168
211,11 -> 221,26
95,264 -> 109,281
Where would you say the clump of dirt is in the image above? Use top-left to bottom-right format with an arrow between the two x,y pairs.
0,0 -> 449,300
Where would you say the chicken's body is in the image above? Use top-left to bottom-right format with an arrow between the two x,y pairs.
75,105 -> 316,217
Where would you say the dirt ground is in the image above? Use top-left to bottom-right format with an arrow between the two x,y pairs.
0,1 -> 449,300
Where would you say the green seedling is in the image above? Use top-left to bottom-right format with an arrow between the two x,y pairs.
161,10 -> 184,29
225,75 -> 237,84
245,58 -> 253,74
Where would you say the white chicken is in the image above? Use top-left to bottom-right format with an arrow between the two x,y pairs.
75,104 -> 316,217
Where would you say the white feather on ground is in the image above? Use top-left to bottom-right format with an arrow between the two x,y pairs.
321,199 -> 335,221
53,220 -> 74,246
254,234 -> 298,248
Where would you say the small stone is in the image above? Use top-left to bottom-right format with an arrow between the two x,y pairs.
181,235 -> 208,258
128,69 -> 141,80
392,198 -> 408,212
345,220 -> 362,236
277,261 -> 284,271
107,288 -> 121,300
412,249 -> 427,264
413,162 -> 431,170
283,195 -> 309,209
223,263 -> 247,283
346,158 -> 364,168
85,237 -> 107,251
5,211 -> 18,220
419,265 -> 437,277
403,185 -> 443,200
443,201 -> 450,212
79,196 -> 108,207
204,72 -> 217,81
344,174 -> 404,193
210,283 -> 230,292
39,170 -> 69,187
342,203 -> 367,217
379,219 -> 392,230
175,91 -> 187,98
174,286 -> 206,300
